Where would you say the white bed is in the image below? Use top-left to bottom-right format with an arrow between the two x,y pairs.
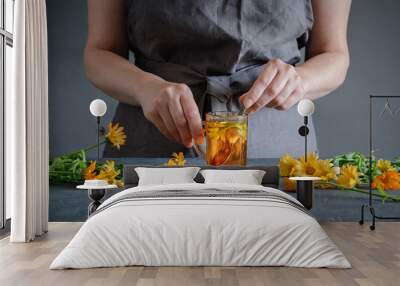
50,183 -> 350,269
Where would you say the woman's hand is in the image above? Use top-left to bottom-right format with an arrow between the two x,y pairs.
138,78 -> 204,148
240,0 -> 351,112
240,59 -> 306,113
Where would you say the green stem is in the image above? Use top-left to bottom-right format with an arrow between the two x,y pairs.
60,138 -> 107,158
326,182 -> 400,202
49,170 -> 83,174
83,138 -> 107,153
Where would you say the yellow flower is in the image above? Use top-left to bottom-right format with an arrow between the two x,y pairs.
279,154 -> 298,177
83,161 -> 97,180
96,170 -> 118,183
372,171 -> 400,190
106,122 -> 127,150
114,179 -> 124,188
294,152 -> 320,177
336,165 -> 359,189
96,160 -> 123,186
165,152 -> 186,166
166,159 -> 177,166
376,160 -> 396,173
317,159 -> 336,181
173,152 -> 186,166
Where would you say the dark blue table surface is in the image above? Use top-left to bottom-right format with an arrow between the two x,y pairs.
50,157 -> 400,222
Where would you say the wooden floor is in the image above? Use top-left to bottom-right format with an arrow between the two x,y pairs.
0,222 -> 399,286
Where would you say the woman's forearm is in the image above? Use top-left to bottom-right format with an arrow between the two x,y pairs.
84,48 -> 161,106
85,0 -> 204,146
298,0 -> 351,100
296,51 -> 350,100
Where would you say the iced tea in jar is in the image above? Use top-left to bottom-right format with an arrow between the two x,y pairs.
205,112 -> 248,166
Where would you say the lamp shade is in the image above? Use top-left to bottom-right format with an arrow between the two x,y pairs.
89,99 -> 107,117
297,99 -> 315,116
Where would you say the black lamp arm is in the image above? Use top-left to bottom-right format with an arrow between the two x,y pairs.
96,116 -> 101,161
297,116 -> 309,162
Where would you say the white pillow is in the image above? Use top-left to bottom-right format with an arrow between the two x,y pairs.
200,169 -> 266,185
135,167 -> 201,186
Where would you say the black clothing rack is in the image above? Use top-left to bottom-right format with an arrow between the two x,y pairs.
359,95 -> 400,230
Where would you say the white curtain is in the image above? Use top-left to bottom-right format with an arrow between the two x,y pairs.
8,0 -> 49,242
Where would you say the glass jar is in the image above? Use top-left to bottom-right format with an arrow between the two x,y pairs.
205,112 -> 248,166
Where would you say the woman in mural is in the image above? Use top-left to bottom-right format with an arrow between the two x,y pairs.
84,0 -> 351,158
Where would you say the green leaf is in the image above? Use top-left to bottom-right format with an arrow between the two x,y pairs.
49,149 -> 88,184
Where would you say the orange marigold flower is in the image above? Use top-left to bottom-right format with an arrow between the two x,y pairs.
106,122 -> 127,150
372,171 -> 400,190
83,161 -> 97,180
165,152 -> 186,166
282,177 -> 296,192
95,160 -> 124,188
172,152 -> 186,166
96,160 -> 121,183
115,179 -> 124,188
166,159 -> 177,166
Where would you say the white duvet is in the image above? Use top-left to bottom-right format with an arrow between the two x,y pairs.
50,183 -> 350,269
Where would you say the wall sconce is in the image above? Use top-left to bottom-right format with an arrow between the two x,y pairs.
89,99 -> 107,160
292,99 -> 317,210
297,99 -> 315,162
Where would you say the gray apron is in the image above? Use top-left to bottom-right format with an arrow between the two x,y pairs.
104,0 -> 317,158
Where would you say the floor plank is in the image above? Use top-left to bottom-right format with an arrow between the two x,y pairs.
0,222 -> 399,286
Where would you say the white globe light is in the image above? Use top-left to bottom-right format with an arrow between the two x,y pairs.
297,99 -> 315,116
89,99 -> 107,117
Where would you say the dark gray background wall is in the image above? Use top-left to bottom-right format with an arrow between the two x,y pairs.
47,0 -> 400,160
